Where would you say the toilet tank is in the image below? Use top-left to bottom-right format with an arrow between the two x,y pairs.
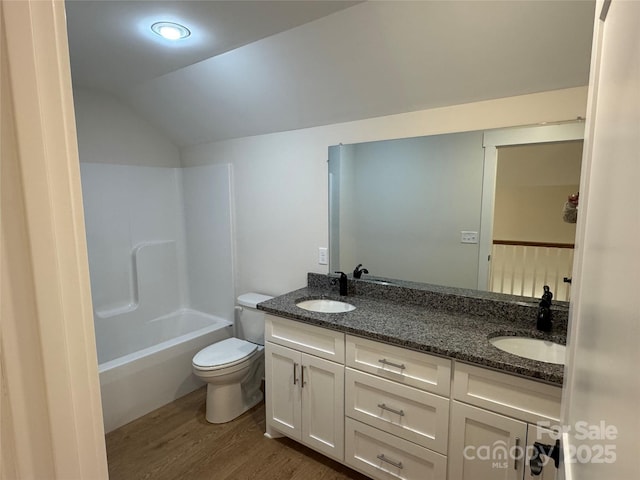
236,293 -> 273,345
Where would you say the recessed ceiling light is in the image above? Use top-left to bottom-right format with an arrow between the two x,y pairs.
151,22 -> 191,41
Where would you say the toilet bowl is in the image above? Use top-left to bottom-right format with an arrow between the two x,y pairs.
192,293 -> 273,424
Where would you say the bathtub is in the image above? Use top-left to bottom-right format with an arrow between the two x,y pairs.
97,309 -> 233,433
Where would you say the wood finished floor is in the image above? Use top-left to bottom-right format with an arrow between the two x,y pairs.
106,387 -> 370,480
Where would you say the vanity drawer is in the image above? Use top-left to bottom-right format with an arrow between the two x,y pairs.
345,417 -> 447,480
265,315 -> 345,362
346,335 -> 451,396
345,368 -> 449,454
453,362 -> 562,424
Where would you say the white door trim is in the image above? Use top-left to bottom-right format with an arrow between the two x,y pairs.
560,0 -> 639,478
1,1 -> 108,478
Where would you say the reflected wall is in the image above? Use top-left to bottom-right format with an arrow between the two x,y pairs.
329,131 -> 485,288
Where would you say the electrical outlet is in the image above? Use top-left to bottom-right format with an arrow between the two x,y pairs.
318,247 -> 328,265
460,231 -> 479,244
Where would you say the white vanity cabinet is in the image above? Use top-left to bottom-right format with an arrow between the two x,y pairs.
448,363 -> 562,480
344,335 -> 451,480
264,314 -> 563,480
264,315 -> 345,462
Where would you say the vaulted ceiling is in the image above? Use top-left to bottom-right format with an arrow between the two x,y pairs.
66,0 -> 595,147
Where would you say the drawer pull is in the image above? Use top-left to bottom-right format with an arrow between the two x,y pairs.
377,454 -> 404,470
293,363 -> 298,385
514,437 -> 521,470
377,403 -> 405,417
378,358 -> 406,370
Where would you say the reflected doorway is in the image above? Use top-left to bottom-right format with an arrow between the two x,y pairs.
490,141 -> 583,301
478,122 -> 585,300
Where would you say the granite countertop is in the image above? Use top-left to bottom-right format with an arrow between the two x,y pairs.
258,275 -> 567,386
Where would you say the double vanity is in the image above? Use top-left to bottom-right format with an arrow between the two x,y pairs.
258,273 -> 567,480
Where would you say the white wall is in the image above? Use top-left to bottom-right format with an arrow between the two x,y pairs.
494,141 -> 582,243
181,87 -> 589,297
336,132 -> 484,288
73,87 -> 180,167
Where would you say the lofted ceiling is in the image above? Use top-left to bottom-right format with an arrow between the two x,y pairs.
65,0 -> 595,147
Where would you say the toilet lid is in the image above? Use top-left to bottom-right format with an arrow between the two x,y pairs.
193,338 -> 258,369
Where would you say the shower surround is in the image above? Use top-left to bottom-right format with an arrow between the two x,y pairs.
81,162 -> 236,432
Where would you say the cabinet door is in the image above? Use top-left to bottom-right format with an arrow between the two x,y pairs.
449,401 -> 527,480
300,353 -> 345,462
265,342 -> 301,440
525,425 -> 559,480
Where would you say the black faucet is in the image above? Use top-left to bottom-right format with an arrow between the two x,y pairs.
353,264 -> 369,279
537,285 -> 553,332
334,271 -> 348,296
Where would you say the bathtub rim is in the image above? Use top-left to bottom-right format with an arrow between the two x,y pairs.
98,310 -> 232,375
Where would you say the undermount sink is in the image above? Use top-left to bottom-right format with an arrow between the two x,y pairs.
296,299 -> 356,313
490,336 -> 566,365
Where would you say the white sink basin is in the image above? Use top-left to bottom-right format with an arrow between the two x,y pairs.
296,299 -> 356,313
490,336 -> 566,365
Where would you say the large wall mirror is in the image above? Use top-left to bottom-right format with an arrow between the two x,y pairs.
328,122 -> 584,301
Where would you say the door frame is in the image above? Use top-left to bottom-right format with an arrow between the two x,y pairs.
1,1 -> 108,477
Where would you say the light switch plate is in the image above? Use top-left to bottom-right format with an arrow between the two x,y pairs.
460,231 -> 479,244
318,247 -> 328,265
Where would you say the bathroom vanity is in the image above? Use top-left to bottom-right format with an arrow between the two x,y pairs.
259,274 -> 566,480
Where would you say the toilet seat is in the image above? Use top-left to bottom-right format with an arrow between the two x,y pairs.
192,337 -> 259,372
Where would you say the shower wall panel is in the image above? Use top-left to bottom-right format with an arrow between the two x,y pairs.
80,163 -> 187,316
181,164 -> 235,321
80,163 -> 235,323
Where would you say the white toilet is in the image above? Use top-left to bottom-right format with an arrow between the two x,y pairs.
192,293 -> 273,424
